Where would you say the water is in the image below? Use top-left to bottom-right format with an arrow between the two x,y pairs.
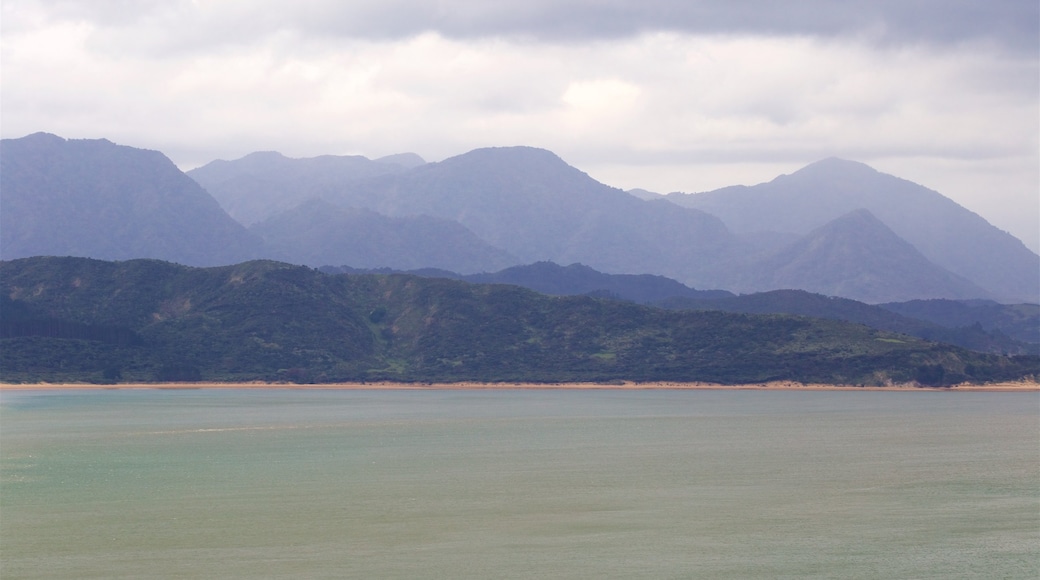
2,389 -> 1037,579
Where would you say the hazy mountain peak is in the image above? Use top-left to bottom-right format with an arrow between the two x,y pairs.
1,132 -> 262,266
791,157 -> 879,178
375,152 -> 426,168
241,150 -> 289,162
799,208 -> 938,257
669,156 -> 1039,302
765,157 -> 885,194
16,132 -> 67,146
8,133 -> 158,160
188,149 -> 421,226
459,145 -> 561,159
743,208 -> 993,303
437,146 -> 577,171
309,143 -> 736,285
419,146 -> 609,198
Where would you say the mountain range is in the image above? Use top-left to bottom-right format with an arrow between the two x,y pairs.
250,198 -> 517,273
187,149 -> 425,226
665,158 -> 1039,303
3,256 -> 1036,386
321,261 -> 735,302
320,260 -> 1037,356
306,146 -> 739,285
2,132 -> 1037,305
191,143 -> 1040,303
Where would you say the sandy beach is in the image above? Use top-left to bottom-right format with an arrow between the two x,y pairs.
1,380 -> 1036,392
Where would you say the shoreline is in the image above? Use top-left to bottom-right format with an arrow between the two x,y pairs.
1,380 -> 1037,392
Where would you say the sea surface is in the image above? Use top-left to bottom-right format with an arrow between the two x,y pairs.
1,388 -> 1037,579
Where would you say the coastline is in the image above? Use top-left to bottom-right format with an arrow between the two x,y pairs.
1,380 -> 1036,392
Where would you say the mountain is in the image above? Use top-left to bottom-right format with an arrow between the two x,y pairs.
667,158 -> 1040,303
464,262 -> 733,302
657,289 -> 1035,356
329,258 -> 1029,354
324,261 -> 1031,354
187,150 -> 424,226
1,133 -> 263,266
626,188 -> 663,201
3,257 -> 1035,385
250,199 -> 516,273
191,146 -> 1032,302
316,146 -> 740,286
9,132 -> 1032,305
733,209 -> 991,303
322,261 -> 735,303
880,299 -> 1040,346
373,152 -> 426,169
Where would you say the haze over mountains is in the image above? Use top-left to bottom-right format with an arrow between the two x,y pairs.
665,158 -> 1039,303
187,150 -> 425,226
2,132 -> 1037,305
733,208 -> 992,303
251,199 -> 517,273
0,133 -> 262,266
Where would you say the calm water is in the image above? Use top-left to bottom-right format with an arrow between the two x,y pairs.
1,389 -> 1037,579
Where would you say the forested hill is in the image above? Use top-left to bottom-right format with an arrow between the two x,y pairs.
1,257 -> 1036,386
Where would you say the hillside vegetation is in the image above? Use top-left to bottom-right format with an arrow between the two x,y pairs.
2,257 -> 1035,386
322,262 -> 1036,355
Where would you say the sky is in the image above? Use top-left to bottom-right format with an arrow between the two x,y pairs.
2,0 -> 1038,252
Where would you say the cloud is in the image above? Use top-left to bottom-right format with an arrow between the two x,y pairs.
8,0 -> 1038,52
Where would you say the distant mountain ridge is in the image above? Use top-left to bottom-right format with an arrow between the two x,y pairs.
322,261 -> 736,303
187,150 -> 425,225
323,146 -> 740,284
667,158 -> 1039,303
322,260 -> 1034,355
4,132 -> 1036,304
0,133 -> 262,266
732,209 -> 992,303
659,289 -> 1036,356
4,256 -> 1036,385
191,145 -> 1035,302
880,299 -> 1040,346
194,146 -> 743,285
250,198 -> 516,273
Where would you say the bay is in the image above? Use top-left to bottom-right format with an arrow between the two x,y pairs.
1,389 -> 1037,579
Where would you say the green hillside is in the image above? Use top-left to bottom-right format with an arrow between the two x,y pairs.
1,257 -> 1036,386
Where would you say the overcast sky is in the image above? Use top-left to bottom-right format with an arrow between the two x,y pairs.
3,0 -> 1038,251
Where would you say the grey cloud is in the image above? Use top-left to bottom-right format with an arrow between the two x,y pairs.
296,1 -> 1036,46
432,0 -> 1037,50
304,1 -> 1038,52
22,0 -> 1038,52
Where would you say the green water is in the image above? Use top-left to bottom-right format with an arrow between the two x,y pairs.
1,389 -> 1037,579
